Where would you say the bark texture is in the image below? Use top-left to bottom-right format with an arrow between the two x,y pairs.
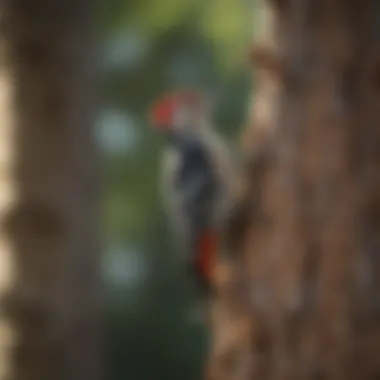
208,1 -> 380,379
0,1 -> 101,379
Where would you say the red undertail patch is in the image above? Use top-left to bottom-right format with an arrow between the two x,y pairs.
196,230 -> 218,280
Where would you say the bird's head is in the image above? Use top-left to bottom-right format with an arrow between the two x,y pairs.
149,90 -> 207,137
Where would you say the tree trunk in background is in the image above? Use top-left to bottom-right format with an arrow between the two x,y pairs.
207,1 -> 380,379
0,1 -> 101,380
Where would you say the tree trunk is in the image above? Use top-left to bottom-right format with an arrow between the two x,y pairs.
208,1 -> 380,379
0,1 -> 101,379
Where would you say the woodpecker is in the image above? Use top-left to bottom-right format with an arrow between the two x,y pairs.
149,90 -> 234,298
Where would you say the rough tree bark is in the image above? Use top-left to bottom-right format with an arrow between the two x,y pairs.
207,1 -> 380,379
0,1 -> 101,380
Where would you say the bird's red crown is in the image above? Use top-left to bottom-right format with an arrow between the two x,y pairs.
149,90 -> 202,129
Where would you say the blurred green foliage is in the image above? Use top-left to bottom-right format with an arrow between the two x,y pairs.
99,1 -> 253,379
